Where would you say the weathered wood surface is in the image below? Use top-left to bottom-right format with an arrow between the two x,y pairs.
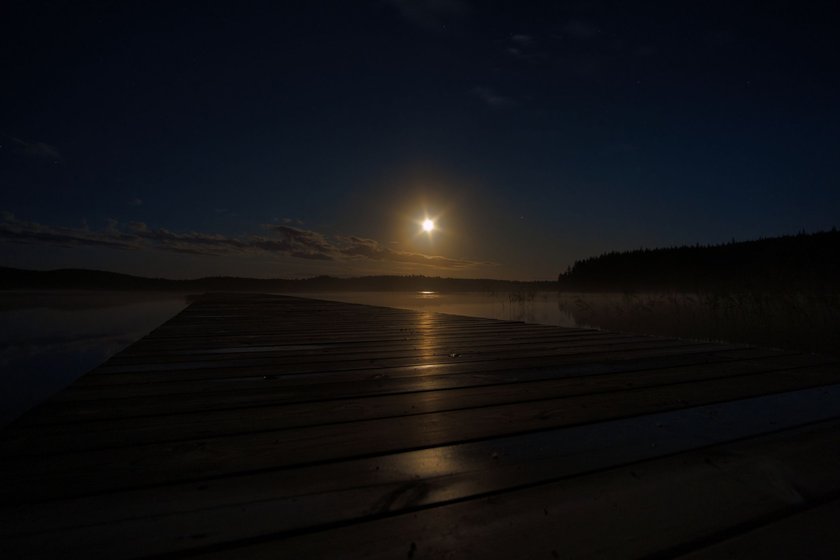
1,293 -> 839,559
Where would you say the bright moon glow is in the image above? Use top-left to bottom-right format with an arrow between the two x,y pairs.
422,219 -> 434,232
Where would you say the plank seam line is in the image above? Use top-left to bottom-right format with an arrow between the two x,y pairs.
8,414 -> 840,542
90,337 -> 704,375
7,390 -> 840,508
5,360 -> 832,457
92,334 -> 658,373
68,341 -> 729,385
131,321 -> 580,342
640,490 -> 840,560
16,350 -> 800,427
68,349 -> 812,394
111,331 -> 622,360
124,416 -> 840,560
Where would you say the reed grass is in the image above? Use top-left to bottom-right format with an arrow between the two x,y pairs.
556,290 -> 840,357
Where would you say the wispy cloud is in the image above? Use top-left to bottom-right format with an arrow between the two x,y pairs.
384,0 -> 469,29
2,135 -> 63,162
334,235 -> 480,269
563,19 -> 602,40
268,225 -> 335,260
506,33 -> 537,58
510,34 -> 534,46
706,29 -> 737,48
0,213 -> 487,270
472,86 -> 514,108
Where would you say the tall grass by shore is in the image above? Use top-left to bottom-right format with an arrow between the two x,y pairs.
556,290 -> 840,357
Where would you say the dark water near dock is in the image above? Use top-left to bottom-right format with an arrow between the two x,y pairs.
1,289 -> 837,426
0,292 -> 189,426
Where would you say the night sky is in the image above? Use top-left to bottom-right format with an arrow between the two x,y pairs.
2,0 -> 838,280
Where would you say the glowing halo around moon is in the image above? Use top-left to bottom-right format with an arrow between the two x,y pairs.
422,218 -> 435,232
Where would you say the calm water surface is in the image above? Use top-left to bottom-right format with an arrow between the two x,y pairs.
0,292 -> 189,426
295,291 -> 579,326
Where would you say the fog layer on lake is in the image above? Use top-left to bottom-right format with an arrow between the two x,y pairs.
299,290 -> 840,358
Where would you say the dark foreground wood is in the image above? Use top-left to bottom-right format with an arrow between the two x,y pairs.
1,293 -> 839,559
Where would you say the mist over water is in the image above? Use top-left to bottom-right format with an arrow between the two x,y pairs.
298,291 -> 840,357
557,291 -> 840,357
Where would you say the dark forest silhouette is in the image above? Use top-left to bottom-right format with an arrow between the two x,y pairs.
559,229 -> 840,292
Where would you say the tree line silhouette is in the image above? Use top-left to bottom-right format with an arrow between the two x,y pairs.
559,229 -> 840,292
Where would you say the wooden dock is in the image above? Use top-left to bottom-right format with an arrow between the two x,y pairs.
2,293 -> 840,558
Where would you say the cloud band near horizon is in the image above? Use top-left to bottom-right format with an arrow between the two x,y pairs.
0,213 -> 489,270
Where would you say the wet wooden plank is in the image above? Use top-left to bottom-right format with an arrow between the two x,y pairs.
82,334 -> 673,379
0,293 -> 835,559
183,418 -> 840,560
0,352 -> 827,456
51,342 -> 739,399
674,499 -> 840,559
3,364 -> 839,503
102,331 -> 638,367
4,387 -> 840,559
89,337 -> 702,377
12,347 -> 775,427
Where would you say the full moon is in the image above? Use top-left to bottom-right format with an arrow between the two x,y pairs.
422,219 -> 434,232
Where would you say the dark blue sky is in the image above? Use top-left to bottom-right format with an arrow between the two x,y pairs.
2,0 -> 838,279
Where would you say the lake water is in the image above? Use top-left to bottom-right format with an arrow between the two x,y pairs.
0,292 -> 190,426
1,289 -> 837,426
295,291 -> 580,327
300,290 -> 840,357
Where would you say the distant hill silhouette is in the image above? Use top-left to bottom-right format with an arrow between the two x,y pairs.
559,229 -> 840,292
4,229 -> 838,293
0,267 -> 556,292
